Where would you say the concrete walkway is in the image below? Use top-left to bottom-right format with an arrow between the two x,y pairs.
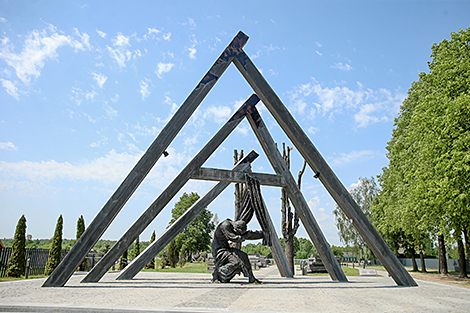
1,266 -> 469,312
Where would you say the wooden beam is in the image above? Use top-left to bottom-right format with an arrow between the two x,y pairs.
81,94 -> 260,283
42,31 -> 250,288
247,109 -> 347,282
117,152 -> 257,280
191,167 -> 285,187
235,52 -> 417,286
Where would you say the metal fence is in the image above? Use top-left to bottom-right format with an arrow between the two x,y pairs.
0,248 -> 69,278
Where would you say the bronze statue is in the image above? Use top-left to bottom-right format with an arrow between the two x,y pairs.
211,219 -> 264,283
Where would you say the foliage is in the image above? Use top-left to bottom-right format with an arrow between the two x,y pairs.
241,242 -> 272,257
119,249 -> 128,270
334,176 -> 380,258
167,192 -> 215,267
147,230 -> 156,269
6,215 -> 27,277
44,215 -> 63,276
131,237 -> 140,260
76,215 -> 87,271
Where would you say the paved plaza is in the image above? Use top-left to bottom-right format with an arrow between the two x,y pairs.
1,266 -> 469,312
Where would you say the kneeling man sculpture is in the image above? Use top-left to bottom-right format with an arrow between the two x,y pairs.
211,219 -> 264,283
211,175 -> 272,284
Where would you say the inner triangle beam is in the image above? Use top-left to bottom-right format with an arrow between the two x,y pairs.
82,94 -> 260,283
247,108 -> 347,282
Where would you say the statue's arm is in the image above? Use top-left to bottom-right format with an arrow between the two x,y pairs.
221,223 -> 244,243
243,230 -> 264,240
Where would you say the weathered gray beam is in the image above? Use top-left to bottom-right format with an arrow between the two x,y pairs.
42,31 -> 250,288
247,109 -> 347,282
81,94 -> 260,283
191,168 -> 285,187
117,152 -> 258,280
235,52 -> 417,286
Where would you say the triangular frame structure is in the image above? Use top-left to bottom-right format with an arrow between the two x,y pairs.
43,31 -> 417,287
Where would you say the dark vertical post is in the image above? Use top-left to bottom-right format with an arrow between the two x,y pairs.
42,32 -> 250,287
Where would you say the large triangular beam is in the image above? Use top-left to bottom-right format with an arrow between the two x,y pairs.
233,49 -> 417,286
116,152 -> 292,280
82,94 -> 261,283
43,32 -> 249,288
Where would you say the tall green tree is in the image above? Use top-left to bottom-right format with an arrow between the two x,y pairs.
6,215 -> 27,277
133,236 -> 140,260
334,176 -> 379,261
76,215 -> 87,271
376,28 -> 470,277
45,215 -> 63,276
119,250 -> 128,270
147,230 -> 156,269
168,192 -> 215,267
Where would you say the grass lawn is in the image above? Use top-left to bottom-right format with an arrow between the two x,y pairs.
0,275 -> 46,282
304,266 -> 359,276
142,262 -> 210,273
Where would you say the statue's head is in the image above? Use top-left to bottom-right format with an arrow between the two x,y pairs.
234,220 -> 247,234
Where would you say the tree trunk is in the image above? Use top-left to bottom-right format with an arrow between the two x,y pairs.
233,150 -> 244,250
464,227 -> 469,272
438,234 -> 448,275
419,250 -> 426,273
285,235 -> 295,275
410,248 -> 419,272
456,231 -> 468,278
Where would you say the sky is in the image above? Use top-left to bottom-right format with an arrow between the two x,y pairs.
1,1 -> 469,248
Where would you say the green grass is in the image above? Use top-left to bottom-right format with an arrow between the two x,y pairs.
142,262 -> 210,273
303,266 -> 359,276
0,275 -> 46,282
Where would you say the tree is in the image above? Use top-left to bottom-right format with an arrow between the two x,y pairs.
119,250 -> 128,270
147,230 -> 156,269
133,236 -> 140,260
281,143 -> 306,274
376,28 -> 470,277
45,215 -> 63,276
76,215 -> 87,271
168,192 -> 215,266
6,215 -> 27,277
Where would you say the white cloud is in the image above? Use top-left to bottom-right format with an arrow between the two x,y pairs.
0,26 -> 91,84
0,17 -> 6,23
112,33 -> 130,47
188,47 -> 197,59
315,51 -> 322,57
288,78 -> 404,127
92,72 -> 107,88
107,46 -> 132,68
0,141 -> 18,151
164,93 -> 179,113
139,79 -> 150,100
103,103 -> 117,118
163,33 -> 171,41
1,79 -> 19,100
144,28 -> 160,40
332,62 -> 353,71
96,29 -> 107,38
203,105 -> 232,124
156,62 -> 174,78
330,150 -> 377,167
188,18 -> 196,28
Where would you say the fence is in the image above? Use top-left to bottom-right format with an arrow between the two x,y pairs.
0,248 -> 69,278
375,258 -> 470,272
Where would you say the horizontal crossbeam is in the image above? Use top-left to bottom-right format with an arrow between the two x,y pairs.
191,168 -> 285,187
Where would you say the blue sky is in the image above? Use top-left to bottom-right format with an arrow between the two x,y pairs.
1,1 -> 468,247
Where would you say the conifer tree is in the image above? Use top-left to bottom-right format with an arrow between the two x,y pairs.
147,230 -> 156,269
6,215 -> 27,277
133,237 -> 140,260
119,250 -> 128,270
45,215 -> 63,276
76,215 -> 87,271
